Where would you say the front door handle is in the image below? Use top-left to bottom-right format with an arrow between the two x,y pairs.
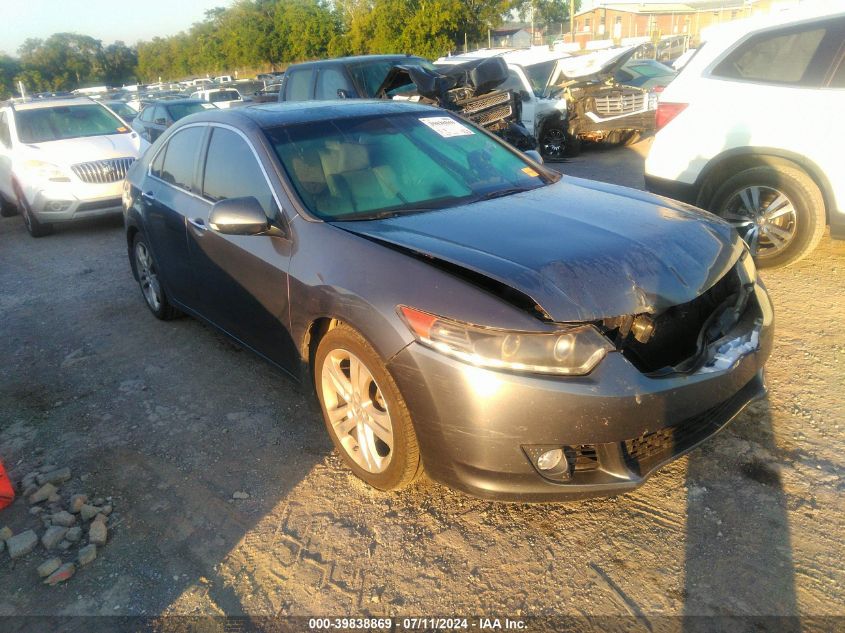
141,190 -> 155,202
188,217 -> 207,231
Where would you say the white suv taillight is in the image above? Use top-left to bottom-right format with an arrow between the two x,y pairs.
656,102 -> 688,130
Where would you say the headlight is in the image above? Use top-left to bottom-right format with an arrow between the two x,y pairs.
398,306 -> 613,376
21,160 -> 70,183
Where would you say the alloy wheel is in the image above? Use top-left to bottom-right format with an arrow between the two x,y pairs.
135,241 -> 162,312
321,349 -> 393,474
720,185 -> 798,259
541,127 -> 565,160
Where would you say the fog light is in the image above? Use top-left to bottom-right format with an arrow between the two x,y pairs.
537,448 -> 564,471
47,200 -> 71,212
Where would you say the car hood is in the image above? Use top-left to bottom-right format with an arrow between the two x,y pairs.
551,46 -> 639,85
22,133 -> 143,165
337,177 -> 742,322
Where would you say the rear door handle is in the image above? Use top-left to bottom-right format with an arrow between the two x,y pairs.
188,217 -> 207,231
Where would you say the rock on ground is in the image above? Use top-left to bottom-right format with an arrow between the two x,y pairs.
7,530 -> 38,559
65,527 -> 82,543
37,558 -> 62,578
78,544 -> 97,566
28,483 -> 57,504
41,526 -> 68,550
51,511 -> 76,527
36,468 -> 71,486
79,504 -> 99,521
43,563 -> 75,586
89,521 -> 107,546
69,494 -> 88,513
0,526 -> 12,541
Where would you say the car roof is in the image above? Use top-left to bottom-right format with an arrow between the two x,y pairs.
176,99 -> 436,129
437,47 -> 569,67
7,97 -> 103,111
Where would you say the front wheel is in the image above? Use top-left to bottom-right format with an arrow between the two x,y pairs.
17,191 -> 52,237
710,165 -> 825,268
314,323 -> 423,491
539,125 -> 569,161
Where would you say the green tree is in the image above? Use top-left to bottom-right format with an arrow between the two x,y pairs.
0,54 -> 21,99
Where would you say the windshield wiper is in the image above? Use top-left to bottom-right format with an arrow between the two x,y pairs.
474,186 -> 535,203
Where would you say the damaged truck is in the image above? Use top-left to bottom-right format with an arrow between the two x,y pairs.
438,46 -> 659,159
277,54 -> 537,150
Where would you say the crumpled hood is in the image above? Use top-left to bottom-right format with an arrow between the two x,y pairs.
337,177 -> 743,322
23,133 -> 142,166
553,45 -> 638,82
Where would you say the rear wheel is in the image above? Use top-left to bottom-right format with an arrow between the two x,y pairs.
132,232 -> 178,320
314,323 -> 423,491
710,165 -> 825,268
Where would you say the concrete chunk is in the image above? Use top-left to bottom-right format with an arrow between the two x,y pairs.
78,544 -> 97,566
89,521 -> 107,546
29,483 -> 57,504
51,511 -> 76,527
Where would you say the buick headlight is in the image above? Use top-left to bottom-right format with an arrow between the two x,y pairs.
21,160 -> 70,183
398,306 -> 613,375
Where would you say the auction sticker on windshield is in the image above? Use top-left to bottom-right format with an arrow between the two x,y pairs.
419,117 -> 474,138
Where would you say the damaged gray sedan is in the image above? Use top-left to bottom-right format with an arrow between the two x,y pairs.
123,100 -> 772,501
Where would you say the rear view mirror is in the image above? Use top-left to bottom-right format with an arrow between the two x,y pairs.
154,118 -> 167,126
337,89 -> 350,99
208,197 -> 270,236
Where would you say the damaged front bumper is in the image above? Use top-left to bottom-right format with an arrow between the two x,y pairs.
387,274 -> 773,502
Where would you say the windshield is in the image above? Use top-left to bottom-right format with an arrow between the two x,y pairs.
168,102 -> 214,120
108,103 -> 137,120
15,105 -> 130,143
266,112 -> 552,221
522,60 -> 558,95
209,90 -> 240,102
348,58 -> 435,96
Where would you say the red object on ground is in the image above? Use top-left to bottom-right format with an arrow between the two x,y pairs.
0,461 -> 15,509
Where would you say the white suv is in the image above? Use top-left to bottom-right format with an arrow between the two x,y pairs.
0,97 -> 147,237
645,5 -> 845,267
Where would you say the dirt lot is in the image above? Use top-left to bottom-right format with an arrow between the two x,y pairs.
1,140 -> 843,631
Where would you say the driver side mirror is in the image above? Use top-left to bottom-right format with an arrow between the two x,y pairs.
208,196 -> 278,236
336,88 -> 350,99
518,89 -> 532,102
154,118 -> 167,126
523,149 -> 543,164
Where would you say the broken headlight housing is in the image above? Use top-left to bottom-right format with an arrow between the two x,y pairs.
398,306 -> 613,376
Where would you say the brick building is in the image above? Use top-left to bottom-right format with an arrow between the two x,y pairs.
571,0 -> 797,45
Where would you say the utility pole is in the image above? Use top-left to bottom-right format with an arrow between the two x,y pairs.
570,0 -> 575,43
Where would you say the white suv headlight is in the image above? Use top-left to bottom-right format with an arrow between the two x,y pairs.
21,160 -> 70,183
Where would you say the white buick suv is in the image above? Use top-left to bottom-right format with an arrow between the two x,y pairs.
645,5 -> 845,267
0,97 -> 147,237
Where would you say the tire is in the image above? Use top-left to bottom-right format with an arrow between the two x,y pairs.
314,323 -> 423,491
0,194 -> 18,218
17,190 -> 52,237
539,125 -> 567,162
132,232 -> 179,320
710,165 -> 825,268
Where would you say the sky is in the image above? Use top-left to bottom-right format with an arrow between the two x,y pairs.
0,0 -> 233,56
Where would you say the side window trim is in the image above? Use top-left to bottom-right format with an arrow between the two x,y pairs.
199,122 -> 288,223
147,123 -> 208,201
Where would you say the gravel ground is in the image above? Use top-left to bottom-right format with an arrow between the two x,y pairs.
0,140 -> 843,631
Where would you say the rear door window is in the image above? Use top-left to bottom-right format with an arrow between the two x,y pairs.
712,19 -> 844,86
285,69 -> 315,101
159,126 -> 205,192
315,67 -> 355,99
202,127 -> 277,217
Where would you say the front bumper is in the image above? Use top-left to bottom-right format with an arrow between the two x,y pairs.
27,183 -> 124,223
387,283 -> 773,502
